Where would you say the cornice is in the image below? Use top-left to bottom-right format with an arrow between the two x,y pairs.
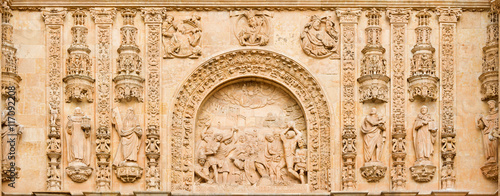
10,0 -> 491,11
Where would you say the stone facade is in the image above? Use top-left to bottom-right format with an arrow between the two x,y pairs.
0,0 -> 499,195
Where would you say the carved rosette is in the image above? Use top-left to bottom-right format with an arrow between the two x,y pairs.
63,9 -> 94,103
337,8 -> 361,191
358,9 -> 389,103
90,7 -> 116,191
114,9 -> 144,102
437,7 -> 460,190
409,164 -> 436,182
480,12 -> 499,101
1,4 -> 21,100
171,49 -> 331,192
408,10 -> 439,102
42,8 -> 67,191
387,8 -> 410,191
142,8 -> 163,191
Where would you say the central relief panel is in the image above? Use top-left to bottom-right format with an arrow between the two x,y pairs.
194,80 -> 309,193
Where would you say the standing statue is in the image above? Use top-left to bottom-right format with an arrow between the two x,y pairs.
413,106 -> 437,164
1,99 -> 23,181
410,106 -> 438,182
477,100 -> 498,163
65,107 -> 92,182
280,121 -> 303,182
360,108 -> 386,163
359,108 -> 387,182
265,132 -> 285,183
112,107 -> 143,183
477,100 -> 499,180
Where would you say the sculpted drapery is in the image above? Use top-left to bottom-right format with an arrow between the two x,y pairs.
113,107 -> 143,166
413,106 -> 437,164
477,100 -> 498,163
66,107 -> 91,165
360,108 -> 386,163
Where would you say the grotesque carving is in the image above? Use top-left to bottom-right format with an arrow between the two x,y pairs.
477,100 -> 499,181
63,9 -> 94,103
300,15 -> 339,58
410,106 -> 437,182
1,99 -> 23,181
65,107 -> 93,182
358,9 -> 389,103
408,10 -> 439,102
162,15 -> 201,59
360,108 -> 387,182
112,107 -> 143,183
114,9 -> 144,103
231,10 -> 272,46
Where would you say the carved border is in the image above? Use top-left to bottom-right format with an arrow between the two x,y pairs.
387,8 -> 410,191
170,49 -> 331,192
337,8 -> 360,191
42,8 -> 66,191
142,8 -> 164,191
437,7 -> 461,190
91,7 -> 116,191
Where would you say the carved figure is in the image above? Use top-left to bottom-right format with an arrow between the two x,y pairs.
162,15 -> 202,59
50,104 -> 58,126
300,15 -> 339,58
213,128 -> 237,184
1,99 -> 22,180
280,121 -> 303,182
413,106 -> 437,165
65,107 -> 92,182
233,10 -> 271,46
265,132 -> 285,183
361,108 -> 386,163
294,138 -> 307,184
112,107 -> 143,166
477,100 -> 499,163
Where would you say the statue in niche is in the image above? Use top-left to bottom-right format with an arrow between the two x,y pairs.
413,106 -> 437,165
50,104 -> 59,126
113,107 -> 142,166
1,99 -> 23,181
280,121 -> 303,183
232,10 -> 272,46
477,100 -> 499,180
409,106 -> 437,182
300,15 -> 339,58
359,108 -> 387,182
112,107 -> 143,183
361,108 -> 386,164
162,14 -> 202,59
65,107 -> 93,182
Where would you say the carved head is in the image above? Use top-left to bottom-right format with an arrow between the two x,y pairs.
237,135 -> 247,143
298,138 -> 306,148
214,133 -> 223,142
370,107 -> 377,115
286,129 -> 296,139
420,106 -> 428,114
74,107 -> 83,115
197,154 -> 206,165
265,134 -> 274,142
487,100 -> 497,110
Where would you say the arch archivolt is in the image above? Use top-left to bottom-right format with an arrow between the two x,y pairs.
170,49 -> 331,192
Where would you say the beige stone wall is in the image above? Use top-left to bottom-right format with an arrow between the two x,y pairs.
1,2 -> 497,195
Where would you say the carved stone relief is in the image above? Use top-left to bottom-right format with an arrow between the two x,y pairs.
42,8 -> 67,191
114,9 -> 144,103
480,12 -> 499,102
231,10 -> 272,46
90,7 -> 116,192
162,14 -> 201,59
1,99 -> 23,181
171,49 -> 331,192
360,108 -> 387,182
63,9 -> 94,103
477,100 -> 499,181
300,15 -> 339,58
112,107 -> 143,183
408,10 -> 439,102
387,7 -> 410,191
1,4 -> 21,101
195,81 -> 307,188
65,107 -> 93,182
410,106 -> 437,182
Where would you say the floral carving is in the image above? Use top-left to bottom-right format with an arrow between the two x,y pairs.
300,15 -> 339,58
162,15 -> 202,59
231,10 -> 272,46
170,49 -> 331,192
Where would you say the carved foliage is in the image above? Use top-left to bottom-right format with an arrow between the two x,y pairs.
170,49 -> 330,192
231,10 -> 272,46
42,8 -> 66,191
162,15 -> 202,59
300,15 -> 339,58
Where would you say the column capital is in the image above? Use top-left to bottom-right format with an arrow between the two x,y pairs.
90,8 -> 116,24
387,8 -> 411,24
42,8 -> 67,25
141,8 -> 166,23
436,7 -> 462,23
336,8 -> 361,24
